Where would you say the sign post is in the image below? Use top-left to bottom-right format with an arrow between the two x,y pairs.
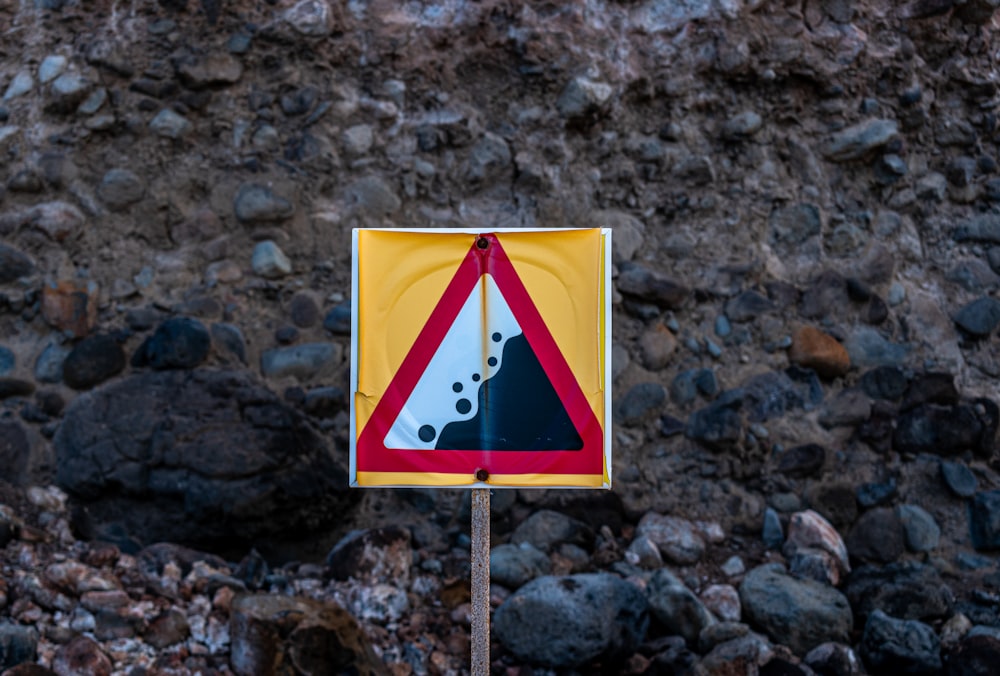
350,228 -> 612,673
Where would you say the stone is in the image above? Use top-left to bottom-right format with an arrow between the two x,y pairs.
97,169 -> 144,210
144,608 -> 190,649
234,183 -> 294,223
326,526 -> 412,585
617,263 -> 689,309
954,213 -> 1000,244
893,403 -> 990,456
624,535 -> 663,569
323,301 -> 352,335
635,512 -> 706,565
722,111 -> 763,139
969,490 -> 1000,550
617,382 -> 666,424
261,342 -> 341,380
288,292 -> 320,328
0,622 -> 37,669
776,444 -> 826,478
647,568 -> 716,646
465,132 -> 512,185
230,594 -> 386,676
788,326 -> 850,379
493,574 -> 648,669
0,378 -> 32,401
638,323 -> 677,370
844,326 -> 910,367
844,561 -> 953,622
686,391 -> 743,451
954,296 -> 1000,337
740,368 -> 823,422
2,72 -> 32,101
846,507 -> 905,565
41,279 -> 99,338
38,55 -> 67,83
947,634 -> 1000,676
34,343 -> 70,383
739,563 -> 852,655
342,124 -> 374,155
54,369 -> 355,551
0,244 -> 34,283
282,0 -> 333,37
597,210 -> 644,263
77,88 -> 106,115
132,317 -> 211,370
699,632 -> 774,675
783,510 -> 849,578
941,460 -> 978,497
344,176 -> 400,217
174,54 -> 243,88
700,585 -> 741,623
724,290 -> 775,323
51,635 -> 112,676
251,240 -> 292,278
769,202 -> 821,247
556,76 -> 613,121
47,73 -> 91,113
818,388 -> 872,429
29,202 -> 86,242
859,365 -> 908,401
762,508 -> 784,549
822,119 -> 899,162
62,334 -> 126,390
511,509 -> 592,552
0,422 -> 30,484
896,504 -> 940,552
860,610 -> 941,674
149,109 -> 192,138
0,346 -> 12,376
803,643 -> 863,676
490,542 -> 552,590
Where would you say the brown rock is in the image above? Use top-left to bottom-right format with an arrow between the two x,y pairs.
51,636 -> 112,676
788,326 -> 850,379
41,280 -> 99,338
638,322 -> 677,371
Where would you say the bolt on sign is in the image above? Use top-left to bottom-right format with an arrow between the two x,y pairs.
350,228 -> 612,488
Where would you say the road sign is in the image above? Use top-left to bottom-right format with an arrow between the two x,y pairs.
350,228 -> 611,488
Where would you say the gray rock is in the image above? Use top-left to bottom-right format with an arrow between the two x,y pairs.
211,323 -> 246,364
940,460 -> 977,497
804,643 -> 863,676
846,507 -> 905,564
511,509 -> 592,553
174,54 -> 243,88
954,213 -> 1000,244
617,263 -> 689,309
598,210 -> 644,263
739,563 -> 852,655
686,391 -> 743,451
647,568 -> 716,646
288,292 -> 320,328
844,327 -> 910,367
251,241 -> 292,279
261,343 -> 341,380
235,184 -> 294,223
0,378 -> 32,400
3,71 -> 33,100
0,243 -> 34,283
556,76 -> 613,121
76,87 -> 107,116
344,176 -> 400,217
636,512 -> 707,565
149,109 -> 192,138
325,526 -> 412,585
34,342 -> 71,384
97,168 -> 144,210
722,111 -> 763,139
896,504 -> 940,552
762,508 -> 784,549
323,301 -> 352,335
670,368 -> 716,407
860,610 -> 941,674
38,55 -> 67,83
969,490 -> 1000,550
493,573 -> 648,668
63,334 -> 126,390
617,382 -> 666,424
0,422 -> 30,485
47,72 -> 91,113
490,542 -> 552,589
724,290 -> 775,323
699,632 -> 774,674
0,621 -> 38,669
822,119 -> 899,162
769,202 -> 822,247
465,132 -> 512,184
915,171 -> 948,201
844,561 -> 953,622
0,346 -> 12,376
341,124 -> 374,156
954,296 -> 1000,337
132,317 -> 211,371
283,0 -> 332,37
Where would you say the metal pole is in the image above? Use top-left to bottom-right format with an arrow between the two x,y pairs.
471,487 -> 490,676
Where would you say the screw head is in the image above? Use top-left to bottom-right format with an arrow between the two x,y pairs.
475,468 -> 489,481
476,237 -> 489,249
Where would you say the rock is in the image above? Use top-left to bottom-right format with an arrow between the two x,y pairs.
62,334 -> 126,390
822,119 -> 898,162
144,608 -> 190,649
323,301 -> 351,335
954,297 -> 1000,337
344,176 -> 400,217
597,210 -> 644,263
556,76 -> 613,122
261,343 -> 340,380
762,508 -> 784,549
638,323 -> 677,370
251,240 -> 292,278
490,542 -> 552,589
287,292 -> 320,328
722,111 -> 763,139
0,378 -> 32,400
803,643 -> 863,676
41,280 -> 99,338
230,594 -> 386,676
29,201 -> 86,242
617,382 -> 666,424
97,169 -> 144,210
174,54 -> 242,88
617,263 -> 689,309
0,422 -> 30,484
896,504 -> 940,552
901,372 -> 959,410
739,563 -> 852,655
3,72 -> 32,101
647,568 -> 716,646
47,72 -> 91,113
0,347 -> 12,376
325,526 -> 412,585
724,290 -> 775,323
687,391 -> 743,451
859,365 -> 908,401
34,343 -> 71,383
493,573 -> 648,669
893,403 -> 991,456
234,183 -> 294,223
846,507 -> 905,565
511,510 -> 592,552
282,0 -> 333,37
0,623 -> 36,670
51,635 -> 112,676
624,535 -> 663,569
149,109 -> 192,138
698,631 -> 774,675
39,55 -> 67,83
819,388 -> 872,429
969,490 -> 1000,550
947,634 -> 1000,676
844,561 -> 953,622
860,610 -> 941,674
700,585 -> 741,623
789,326 -> 850,379
740,368 -> 823,422
776,443 -> 826,478
465,132 -> 512,185
54,369 -> 355,551
0,244 -> 34,283
954,213 -> 1000,244
132,317 -> 211,370
783,510 -> 850,580
941,460 -> 978,497
342,124 -> 373,156
844,326 -> 910,367
635,512 -> 706,565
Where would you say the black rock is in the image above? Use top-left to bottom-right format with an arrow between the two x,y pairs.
0,621 -> 38,669
302,386 -> 347,418
0,421 -> 30,485
946,634 -> 1000,676
741,368 -> 823,423
805,482 -> 859,528
132,317 -> 211,370
54,369 -> 355,555
62,334 -> 126,390
0,378 -> 34,400
857,479 -> 897,508
288,292 -> 320,328
846,507 -> 905,565
969,490 -> 1000,550
776,443 -> 827,478
617,382 -> 667,424
900,372 -> 959,410
893,403 -> 986,456
859,366 -> 908,401
0,244 -> 34,283
860,610 -> 941,674
857,400 -> 897,453
670,368 -> 715,406
799,271 -> 849,320
322,301 -> 352,335
616,263 -> 690,310
954,297 -> 1000,337
724,290 -> 775,323
940,460 -> 978,498
686,391 -> 743,451
845,561 -> 953,623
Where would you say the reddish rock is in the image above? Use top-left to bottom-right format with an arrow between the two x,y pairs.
41,280 -> 99,338
51,636 -> 112,676
789,326 -> 850,379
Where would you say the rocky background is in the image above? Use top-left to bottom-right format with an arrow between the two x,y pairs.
2,0 -> 1000,673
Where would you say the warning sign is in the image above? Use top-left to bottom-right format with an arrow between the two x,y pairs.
350,228 -> 611,488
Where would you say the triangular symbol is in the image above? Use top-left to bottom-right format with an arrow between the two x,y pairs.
356,233 -> 603,478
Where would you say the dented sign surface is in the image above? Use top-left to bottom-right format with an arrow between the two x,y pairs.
350,228 -> 612,488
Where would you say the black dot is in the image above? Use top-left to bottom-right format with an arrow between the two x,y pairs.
472,374 -> 481,382
488,356 -> 498,367
452,382 -> 463,393
492,332 -> 502,342
456,399 -> 471,414
418,425 -> 436,442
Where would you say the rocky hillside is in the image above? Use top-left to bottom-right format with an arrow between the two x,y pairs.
3,0 -> 1000,673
